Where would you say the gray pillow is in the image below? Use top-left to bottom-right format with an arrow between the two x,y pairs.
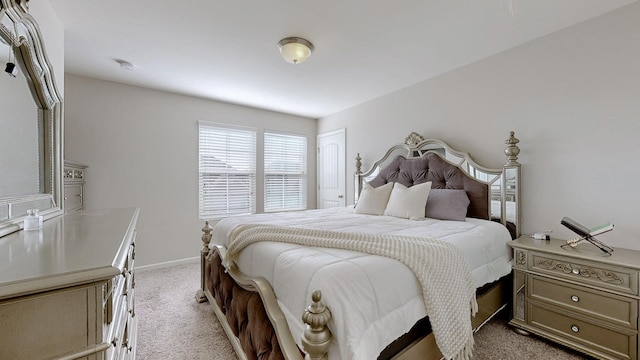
425,189 -> 470,221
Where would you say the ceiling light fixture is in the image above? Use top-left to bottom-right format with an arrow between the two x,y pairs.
115,59 -> 136,71
278,37 -> 314,64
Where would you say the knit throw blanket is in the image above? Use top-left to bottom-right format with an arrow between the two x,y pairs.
226,224 -> 478,360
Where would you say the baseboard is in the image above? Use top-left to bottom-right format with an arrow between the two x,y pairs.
136,256 -> 199,272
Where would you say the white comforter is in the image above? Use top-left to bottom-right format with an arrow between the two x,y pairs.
210,207 -> 512,360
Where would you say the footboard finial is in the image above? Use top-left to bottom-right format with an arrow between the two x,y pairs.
201,220 -> 213,250
302,290 -> 332,360
196,221 -> 214,303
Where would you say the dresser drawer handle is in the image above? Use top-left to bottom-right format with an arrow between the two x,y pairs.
571,295 -> 579,302
571,268 -> 580,275
571,325 -> 579,333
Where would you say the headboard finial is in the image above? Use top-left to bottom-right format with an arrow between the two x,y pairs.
355,153 -> 362,175
404,132 -> 425,147
504,131 -> 520,165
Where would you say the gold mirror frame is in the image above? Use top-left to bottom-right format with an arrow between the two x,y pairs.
0,0 -> 63,237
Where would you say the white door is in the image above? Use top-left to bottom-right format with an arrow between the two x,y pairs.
317,129 -> 346,208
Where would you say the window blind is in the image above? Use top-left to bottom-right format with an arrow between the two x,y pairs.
199,123 -> 256,219
264,131 -> 307,212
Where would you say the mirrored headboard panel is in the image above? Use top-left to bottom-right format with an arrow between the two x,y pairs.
0,0 -> 63,237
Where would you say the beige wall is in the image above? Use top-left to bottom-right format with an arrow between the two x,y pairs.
319,3 -> 640,250
64,75 -> 317,266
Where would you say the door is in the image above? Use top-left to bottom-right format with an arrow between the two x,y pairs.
317,129 -> 346,208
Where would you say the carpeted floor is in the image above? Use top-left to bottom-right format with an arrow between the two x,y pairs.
135,261 -> 590,359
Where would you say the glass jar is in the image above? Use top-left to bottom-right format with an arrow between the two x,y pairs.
24,209 -> 43,231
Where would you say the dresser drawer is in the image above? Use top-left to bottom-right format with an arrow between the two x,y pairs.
529,274 -> 638,329
128,242 -> 135,268
117,287 -> 137,359
125,243 -> 135,281
529,303 -> 637,360
530,252 -> 639,296
123,296 -> 136,350
0,286 -> 104,360
124,314 -> 138,360
64,184 -> 83,211
127,287 -> 135,317
107,293 -> 130,360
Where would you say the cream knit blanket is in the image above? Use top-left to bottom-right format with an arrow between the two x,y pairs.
226,224 -> 478,360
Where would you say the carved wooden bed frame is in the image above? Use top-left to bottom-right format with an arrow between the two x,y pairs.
196,131 -> 522,360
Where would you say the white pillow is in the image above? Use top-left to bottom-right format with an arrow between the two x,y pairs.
355,182 -> 393,215
383,181 -> 432,220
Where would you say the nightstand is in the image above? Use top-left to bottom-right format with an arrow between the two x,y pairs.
509,237 -> 639,360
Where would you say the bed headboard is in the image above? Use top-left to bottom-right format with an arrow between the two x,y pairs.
355,131 -> 522,237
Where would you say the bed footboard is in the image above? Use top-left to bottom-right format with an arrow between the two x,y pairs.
196,221 -> 333,360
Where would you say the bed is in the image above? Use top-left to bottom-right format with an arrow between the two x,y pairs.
196,131 -> 522,360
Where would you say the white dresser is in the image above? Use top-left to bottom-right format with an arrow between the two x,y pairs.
0,208 -> 139,360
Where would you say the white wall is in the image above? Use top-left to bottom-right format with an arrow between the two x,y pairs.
64,75 -> 317,266
319,3 -> 640,250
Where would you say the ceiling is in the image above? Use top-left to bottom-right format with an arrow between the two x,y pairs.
50,0 -> 635,119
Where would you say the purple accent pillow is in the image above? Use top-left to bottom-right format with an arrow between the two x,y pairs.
425,189 -> 470,221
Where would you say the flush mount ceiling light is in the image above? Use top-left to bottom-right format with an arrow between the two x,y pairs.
278,37 -> 314,64
115,59 -> 136,71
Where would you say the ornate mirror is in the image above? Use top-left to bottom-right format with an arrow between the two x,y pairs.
0,0 -> 63,237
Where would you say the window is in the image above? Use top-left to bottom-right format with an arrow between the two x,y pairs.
264,131 -> 307,212
199,123 -> 256,219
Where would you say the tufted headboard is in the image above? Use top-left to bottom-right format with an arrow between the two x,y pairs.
367,153 -> 489,220
355,131 -> 522,237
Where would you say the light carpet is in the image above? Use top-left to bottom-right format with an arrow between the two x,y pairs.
135,261 -> 590,359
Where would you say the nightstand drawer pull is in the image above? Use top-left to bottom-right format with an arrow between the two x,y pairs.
570,295 -> 579,302
571,268 -> 580,275
571,325 -> 579,333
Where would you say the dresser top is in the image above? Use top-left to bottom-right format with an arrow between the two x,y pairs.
510,236 -> 640,270
0,208 -> 139,299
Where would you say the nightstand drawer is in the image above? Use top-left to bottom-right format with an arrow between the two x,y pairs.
64,184 -> 83,211
530,303 -> 637,360
530,274 -> 638,329
530,252 -> 638,296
